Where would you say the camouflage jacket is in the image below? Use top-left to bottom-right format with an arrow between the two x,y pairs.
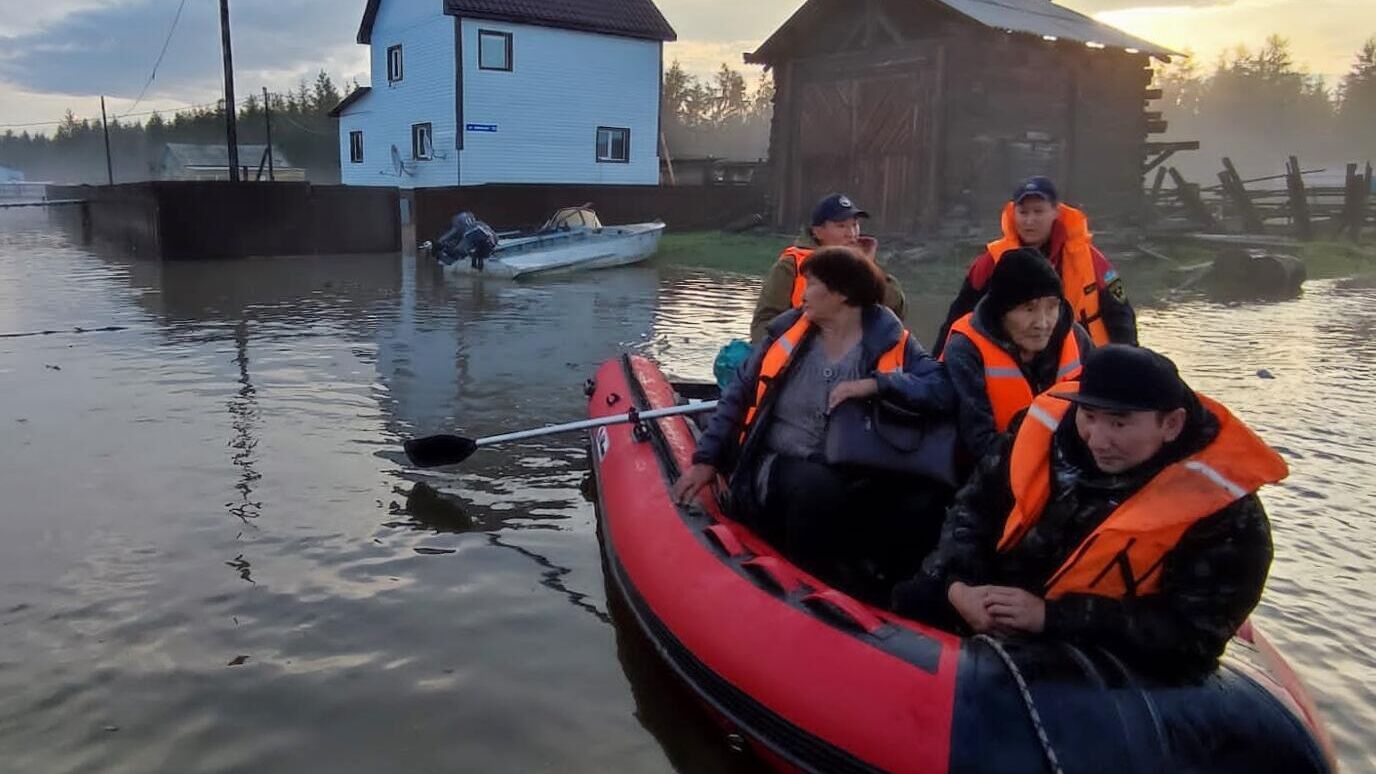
898,397 -> 1274,678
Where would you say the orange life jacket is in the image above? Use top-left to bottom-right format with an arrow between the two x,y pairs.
941,312 -> 1082,432
987,204 -> 1110,346
779,246 -> 814,307
998,385 -> 1288,600
740,315 -> 909,441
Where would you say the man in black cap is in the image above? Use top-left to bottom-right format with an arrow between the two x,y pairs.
932,176 -> 1136,357
749,192 -> 907,344
941,247 -> 1094,461
894,345 -> 1288,678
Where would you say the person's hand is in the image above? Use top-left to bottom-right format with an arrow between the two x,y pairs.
986,586 -> 1047,634
857,235 -> 879,261
827,378 -> 879,413
948,582 -> 995,633
671,463 -> 717,505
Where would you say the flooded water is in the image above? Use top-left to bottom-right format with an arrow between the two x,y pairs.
0,208 -> 1371,773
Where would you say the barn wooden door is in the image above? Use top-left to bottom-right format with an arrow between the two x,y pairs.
797,70 -> 936,234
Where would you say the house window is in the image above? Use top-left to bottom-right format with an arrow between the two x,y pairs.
387,45 -> 404,83
349,130 -> 364,163
596,127 -> 630,163
411,123 -> 433,161
478,30 -> 513,71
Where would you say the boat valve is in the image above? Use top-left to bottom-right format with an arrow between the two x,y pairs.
606,392 -> 621,407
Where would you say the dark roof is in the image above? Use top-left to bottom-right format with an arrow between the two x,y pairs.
328,86 -> 372,117
162,143 -> 295,169
747,0 -> 1174,65
357,0 -> 676,44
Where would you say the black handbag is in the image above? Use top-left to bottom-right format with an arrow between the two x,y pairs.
824,398 -> 960,487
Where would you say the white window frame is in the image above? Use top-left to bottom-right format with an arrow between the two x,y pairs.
596,127 -> 630,164
478,30 -> 513,72
349,130 -> 364,163
387,44 -> 404,84
411,122 -> 433,161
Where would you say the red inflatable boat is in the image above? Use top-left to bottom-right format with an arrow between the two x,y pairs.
587,355 -> 1336,774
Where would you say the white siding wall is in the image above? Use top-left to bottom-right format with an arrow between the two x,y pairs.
459,20 -> 661,185
339,0 -> 458,188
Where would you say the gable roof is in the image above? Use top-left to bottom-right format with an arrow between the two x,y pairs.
357,0 -> 676,44
747,0 -> 1175,65
328,86 -> 372,118
162,144 -> 295,169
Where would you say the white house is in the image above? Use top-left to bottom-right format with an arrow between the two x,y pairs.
332,0 -> 676,188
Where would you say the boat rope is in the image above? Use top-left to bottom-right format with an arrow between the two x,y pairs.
974,634 -> 1065,774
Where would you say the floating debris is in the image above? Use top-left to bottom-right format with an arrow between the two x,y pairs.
227,655 -> 250,667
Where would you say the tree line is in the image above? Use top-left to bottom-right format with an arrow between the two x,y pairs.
0,71 -> 351,184
1156,35 -> 1376,180
660,62 -> 774,162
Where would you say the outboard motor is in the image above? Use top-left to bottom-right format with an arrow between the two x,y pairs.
434,212 -> 499,270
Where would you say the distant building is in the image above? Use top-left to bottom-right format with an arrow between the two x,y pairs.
747,0 -> 1179,234
331,0 -> 676,188
158,143 -> 305,181
662,157 -> 766,187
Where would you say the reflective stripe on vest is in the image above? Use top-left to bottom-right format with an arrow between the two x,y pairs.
781,246 -> 814,308
740,316 -> 909,442
997,385 -> 1289,600
986,204 -> 1110,346
940,312 -> 1082,432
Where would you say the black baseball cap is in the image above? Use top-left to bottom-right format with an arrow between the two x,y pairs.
1012,176 -> 1059,205
811,193 -> 869,226
1050,345 -> 1190,412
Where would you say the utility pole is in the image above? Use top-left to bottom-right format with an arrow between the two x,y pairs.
219,0 -> 240,181
99,96 -> 114,185
262,86 -> 275,182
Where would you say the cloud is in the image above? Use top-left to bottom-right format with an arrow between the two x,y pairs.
0,0 -> 368,103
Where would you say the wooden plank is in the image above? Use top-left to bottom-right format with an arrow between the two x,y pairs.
1285,155 -> 1314,241
1169,166 -> 1217,229
1146,119 -> 1169,134
1143,88 -> 1163,100
1219,157 -> 1265,232
1150,165 -> 1168,203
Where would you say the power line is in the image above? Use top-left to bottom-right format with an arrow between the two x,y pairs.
119,0 -> 191,118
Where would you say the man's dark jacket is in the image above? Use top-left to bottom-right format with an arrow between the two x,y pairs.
894,394 -> 1274,679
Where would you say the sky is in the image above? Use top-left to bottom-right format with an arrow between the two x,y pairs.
0,0 -> 1372,135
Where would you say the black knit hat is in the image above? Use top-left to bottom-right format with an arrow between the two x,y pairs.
986,247 -> 1063,319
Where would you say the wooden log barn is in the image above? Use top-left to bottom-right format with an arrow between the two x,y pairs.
746,0 -> 1183,236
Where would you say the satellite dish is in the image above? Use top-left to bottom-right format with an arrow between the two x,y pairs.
390,144 -> 414,177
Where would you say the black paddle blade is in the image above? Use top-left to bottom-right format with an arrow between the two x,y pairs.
404,435 -> 480,468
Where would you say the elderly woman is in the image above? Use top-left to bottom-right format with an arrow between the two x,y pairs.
674,247 -> 955,598
941,247 -> 1094,461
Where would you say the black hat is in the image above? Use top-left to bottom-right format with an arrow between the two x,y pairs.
985,248 -> 1064,319
1012,176 -> 1059,205
811,193 -> 869,226
1051,345 -> 1190,412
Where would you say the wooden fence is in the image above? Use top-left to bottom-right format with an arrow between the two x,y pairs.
1147,157 -> 1373,241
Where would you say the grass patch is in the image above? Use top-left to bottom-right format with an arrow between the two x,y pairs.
652,231 -> 788,273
